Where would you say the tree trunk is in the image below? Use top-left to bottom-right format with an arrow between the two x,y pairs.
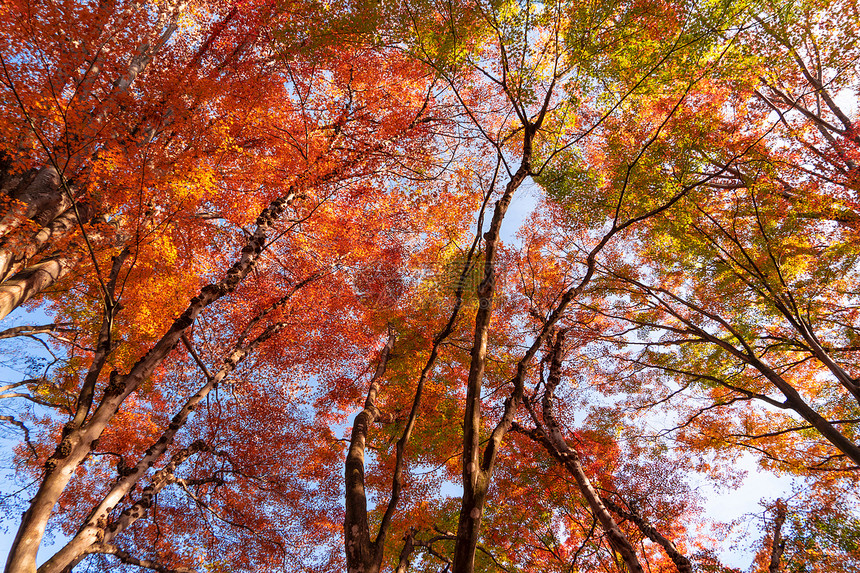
0,254 -> 80,320
768,499 -> 787,573
4,192 -> 294,573
344,335 -> 395,573
519,331 -> 645,573
452,164 -> 528,573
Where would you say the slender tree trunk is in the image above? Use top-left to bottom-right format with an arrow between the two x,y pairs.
452,163 -> 528,573
344,334 -> 395,573
4,192 -> 294,573
600,496 -> 693,573
768,499 -> 787,573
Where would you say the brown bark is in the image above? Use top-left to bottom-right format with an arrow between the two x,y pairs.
37,278 -> 314,573
0,254 -> 80,320
527,331 -> 645,573
58,439 -> 215,573
446,47 -> 707,568
0,323 -> 73,340
4,191 -> 295,573
447,159 -> 704,573
69,249 -> 129,432
344,333 -> 395,573
453,161 -> 529,573
0,161 -> 107,321
394,529 -> 417,573
768,499 -> 787,573
0,166 -> 70,240
0,202 -> 93,283
599,496 -> 693,573
342,201 -> 489,573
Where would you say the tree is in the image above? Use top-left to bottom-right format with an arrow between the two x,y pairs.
1,0 -> 449,571
3,0 -> 860,572
582,0 -> 860,480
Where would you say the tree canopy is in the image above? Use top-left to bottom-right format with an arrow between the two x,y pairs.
1,0 -> 858,572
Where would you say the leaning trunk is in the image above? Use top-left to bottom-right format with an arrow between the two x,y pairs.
4,192 -> 294,573
0,254 -> 80,320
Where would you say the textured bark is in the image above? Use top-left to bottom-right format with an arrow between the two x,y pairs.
511,332 -> 644,573
600,496 -> 693,573
519,424 -> 645,573
0,166 -> 70,239
0,253 -> 80,320
448,149 -> 700,573
4,191 -> 295,573
768,499 -> 787,573
68,250 -> 129,432
344,334 -> 395,573
394,529 -> 417,573
0,202 -> 93,283
56,440 -> 216,573
37,279 -> 314,573
343,204 -> 487,573
453,162 -> 528,573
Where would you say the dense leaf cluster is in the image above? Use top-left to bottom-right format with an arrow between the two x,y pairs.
1,0 -> 858,572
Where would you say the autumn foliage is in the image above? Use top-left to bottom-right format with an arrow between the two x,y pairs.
1,0 -> 859,572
